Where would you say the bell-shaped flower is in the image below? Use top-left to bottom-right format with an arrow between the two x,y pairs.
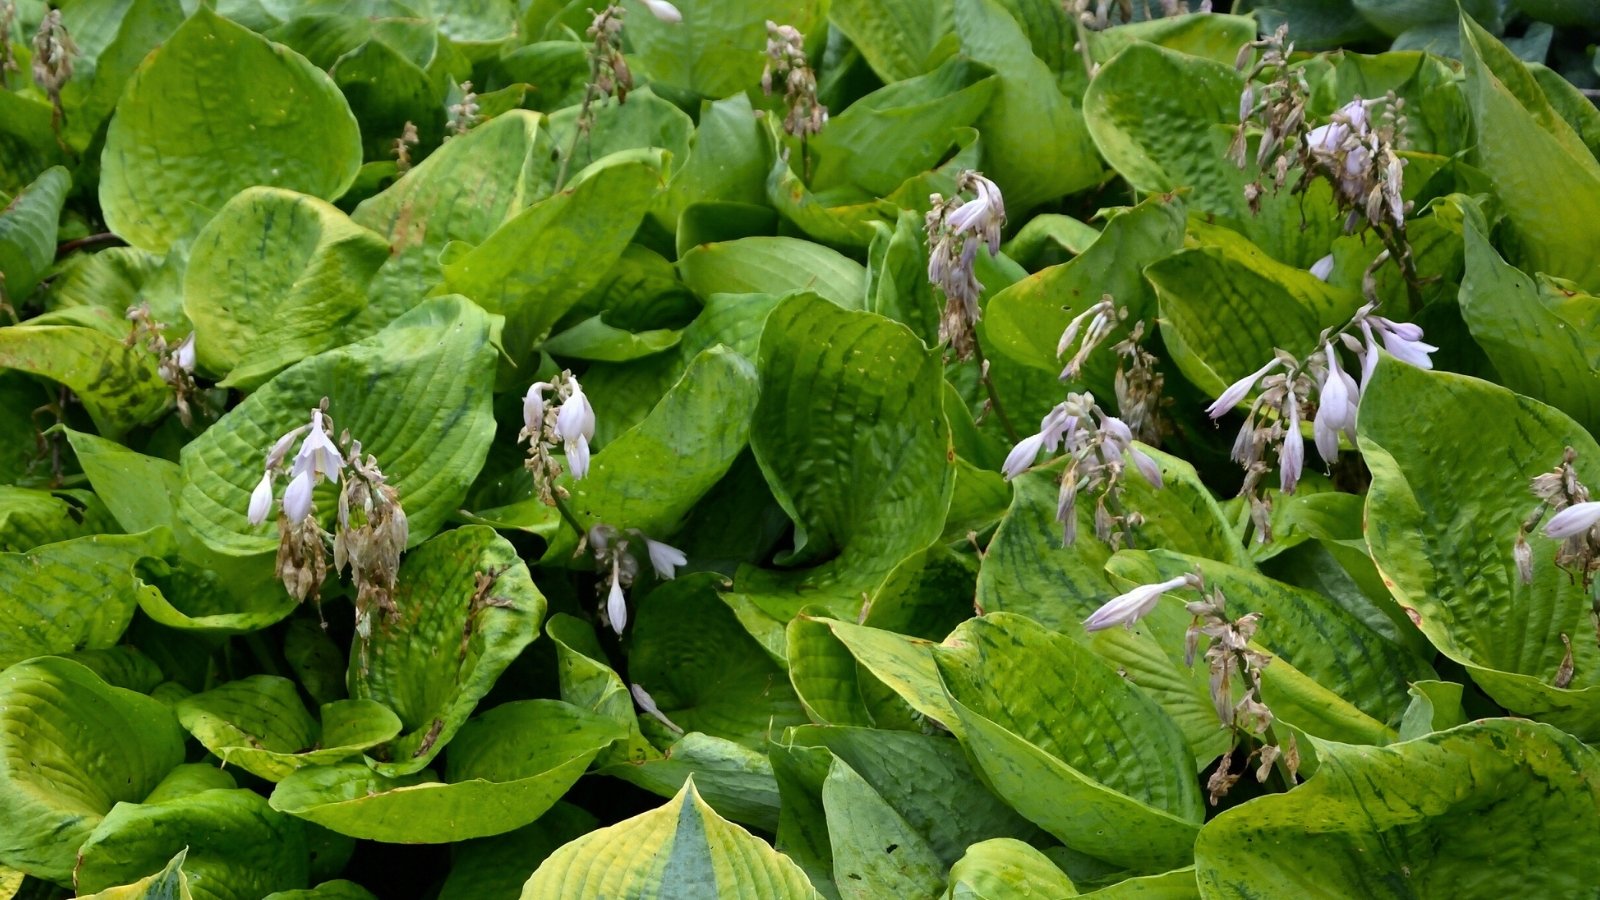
522,382 -> 549,434
1280,393 -> 1305,493
1207,359 -> 1281,419
606,565 -> 628,634
645,538 -> 687,580
247,471 -> 275,525
1128,447 -> 1163,489
1313,344 -> 1355,466
1001,432 -> 1046,481
293,410 -> 344,482
1545,501 -> 1600,540
1084,575 -> 1191,632
283,470 -> 315,524
174,333 -> 197,373
640,0 -> 683,22
1375,323 -> 1437,369
555,381 -> 596,480
1309,254 -> 1335,282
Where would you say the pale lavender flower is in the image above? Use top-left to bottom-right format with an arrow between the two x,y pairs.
283,470 -> 315,524
606,564 -> 628,634
1207,359 -> 1282,419
1545,501 -> 1600,540
1001,432 -> 1046,481
630,683 -> 684,734
639,0 -> 683,22
248,471 -> 275,526
645,538 -> 686,580
1312,342 -> 1354,465
522,382 -> 549,434
1002,405 -> 1078,480
1279,392 -> 1304,493
1309,253 -> 1335,282
1129,447 -> 1164,488
555,380 -> 596,479
293,409 -> 344,482
1085,574 -> 1192,632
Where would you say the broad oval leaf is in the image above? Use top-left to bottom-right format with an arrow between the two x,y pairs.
0,166 -> 69,303
0,324 -> 169,436
100,8 -> 362,252
0,532 -> 158,670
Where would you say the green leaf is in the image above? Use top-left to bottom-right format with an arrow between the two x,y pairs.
933,614 -> 1202,873
1459,15 -> 1600,291
62,428 -> 184,537
99,8 -> 362,252
175,676 -> 401,782
630,576 -> 808,749
828,0 -> 956,83
183,187 -> 389,389
179,295 -> 499,558
729,295 -> 954,643
520,778 -> 821,898
328,39 -> 444,161
0,657 -> 185,883
0,532 -> 161,670
624,0 -> 823,102
0,166 -> 69,304
663,93 -> 772,225
985,194 -> 1186,393
269,700 -> 624,843
0,324 -> 169,436
439,804 -> 598,900
0,486 -> 120,552
1150,226 -> 1363,402
263,881 -> 377,900
944,838 -> 1078,899
600,733 -> 783,834
350,525 -> 546,776
1195,720 -> 1600,896
539,315 -> 681,362
1397,680 -> 1467,741
350,111 -> 554,332
78,849 -> 193,900
1360,356 -> 1600,739
440,157 -> 662,353
75,788 -> 310,900
679,237 -> 866,309
1457,211 -> 1600,434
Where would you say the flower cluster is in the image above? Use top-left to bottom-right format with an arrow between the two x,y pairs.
762,22 -> 827,142
1083,569 -> 1296,802
125,303 -> 200,427
1520,447 -> 1600,594
926,171 -> 1005,361
248,402 -> 407,634
392,121 -> 419,173
1056,295 -> 1168,444
554,2 -> 679,189
446,81 -> 480,137
588,523 -> 686,634
1001,391 -> 1163,547
1207,301 -> 1436,540
31,9 -> 75,130
518,371 -> 596,505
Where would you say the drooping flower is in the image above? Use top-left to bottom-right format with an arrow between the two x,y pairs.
1309,253 -> 1335,282
282,470 -> 315,524
173,333 -> 196,373
293,409 -> 344,482
248,471 -> 275,526
1129,447 -> 1164,489
1279,392 -> 1304,493
1545,501 -> 1600,540
1312,342 -> 1355,465
639,0 -> 682,22
606,564 -> 628,633
555,379 -> 596,479
644,537 -> 687,580
1206,359 -> 1282,419
1084,574 -> 1194,632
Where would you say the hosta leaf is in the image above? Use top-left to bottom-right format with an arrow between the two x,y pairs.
350,111 -> 554,332
731,294 -> 954,635
1457,211 -> 1600,434
62,428 -> 184,537
679,237 -> 866,309
1150,226 -> 1363,402
624,0 -> 822,102
179,295 -> 499,558
953,0 -> 1101,211
328,39 -> 444,161
0,166 -> 69,303
75,789 -> 310,900
629,575 -> 807,748
599,733 -> 783,834
0,486 -> 120,552
943,839 -> 1078,899
520,778 -> 820,898
0,324 -> 169,436
1459,15 -> 1600,291
439,804 -> 598,900
350,525 -> 546,776
933,614 -> 1202,872
1360,356 -> 1600,739
0,657 -> 185,883
79,849 -> 193,900
99,8 -> 362,252
827,0 -> 956,83
785,616 -> 958,731
1195,720 -> 1600,897
183,187 -> 389,389
270,700 -> 623,843
175,675 -> 401,782
0,532 -> 160,670
263,881 -> 376,900
440,156 -> 662,354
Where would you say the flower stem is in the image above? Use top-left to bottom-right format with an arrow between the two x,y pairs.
971,342 -> 1020,443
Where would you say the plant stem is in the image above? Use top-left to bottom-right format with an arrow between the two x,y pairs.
554,55 -> 605,193
55,232 -> 126,259
971,342 -> 1020,442
550,491 -> 588,543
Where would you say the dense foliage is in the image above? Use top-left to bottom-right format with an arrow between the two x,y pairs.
2,0 -> 1600,897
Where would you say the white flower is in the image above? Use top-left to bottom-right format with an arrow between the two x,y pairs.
640,0 -> 683,22
522,382 -> 549,434
266,425 -> 307,469
1128,447 -> 1163,489
293,410 -> 344,482
645,538 -> 687,580
1306,121 -> 1347,154
630,683 -> 684,734
566,434 -> 592,480
247,471 -> 274,525
1001,432 -> 1045,481
1545,502 -> 1600,540
1309,254 -> 1335,282
1313,343 -> 1355,466
174,333 -> 196,372
606,565 -> 628,634
1374,322 -> 1437,369
1084,575 -> 1190,632
556,380 -> 596,479
1359,320 -> 1381,392
1206,359 -> 1281,419
283,470 -> 315,523
1280,393 -> 1305,493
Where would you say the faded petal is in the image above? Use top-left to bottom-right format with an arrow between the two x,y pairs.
247,471 -> 274,526
283,470 -> 315,524
1545,501 -> 1600,540
645,538 -> 687,580
1084,575 -> 1189,632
